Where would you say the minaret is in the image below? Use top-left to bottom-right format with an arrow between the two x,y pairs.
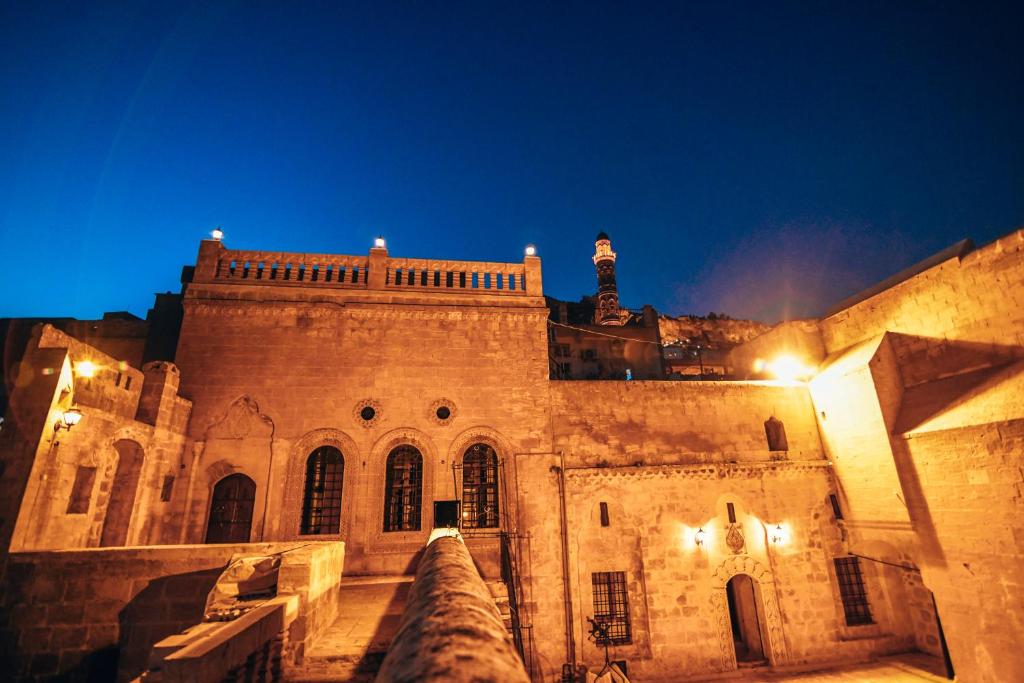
592,231 -> 623,325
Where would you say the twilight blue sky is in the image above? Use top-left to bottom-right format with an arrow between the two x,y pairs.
2,2 -> 1022,322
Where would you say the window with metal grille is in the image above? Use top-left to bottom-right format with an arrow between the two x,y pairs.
834,557 -> 873,625
301,446 -> 344,535
592,571 -> 632,645
384,445 -> 422,532
462,443 -> 499,529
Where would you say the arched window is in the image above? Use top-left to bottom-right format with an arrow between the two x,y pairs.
206,473 -> 256,544
462,443 -> 499,529
764,417 -> 789,452
301,446 -> 344,535
384,445 -> 422,532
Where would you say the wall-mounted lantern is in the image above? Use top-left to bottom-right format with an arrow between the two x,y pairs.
695,527 -> 707,547
54,407 -> 82,434
74,361 -> 97,378
374,236 -> 386,248
770,523 -> 786,545
211,226 -> 224,241
524,244 -> 537,256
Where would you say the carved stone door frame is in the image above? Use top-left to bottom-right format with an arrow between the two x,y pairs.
709,554 -> 788,671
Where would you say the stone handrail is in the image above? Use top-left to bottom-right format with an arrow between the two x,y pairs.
376,535 -> 530,683
193,241 -> 543,297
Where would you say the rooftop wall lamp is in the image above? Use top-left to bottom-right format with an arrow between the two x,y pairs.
211,226 -> 224,241
54,408 -> 82,434
374,236 -> 386,248
525,244 -> 537,256
74,360 -> 97,378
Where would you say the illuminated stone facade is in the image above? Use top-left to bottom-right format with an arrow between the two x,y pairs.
0,229 -> 1022,682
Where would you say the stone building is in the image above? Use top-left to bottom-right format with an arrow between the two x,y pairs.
0,227 -> 1022,682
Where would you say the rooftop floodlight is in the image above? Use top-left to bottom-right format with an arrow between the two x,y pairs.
211,226 -> 224,240
525,244 -> 537,257
374,236 -> 386,248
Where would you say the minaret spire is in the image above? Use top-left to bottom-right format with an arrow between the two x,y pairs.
592,231 -> 624,325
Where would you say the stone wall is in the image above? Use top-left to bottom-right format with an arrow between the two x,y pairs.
520,461 -> 924,682
821,228 -> 1024,357
549,380 -> 823,466
0,542 -> 334,682
172,241 -> 551,575
4,326 -> 191,553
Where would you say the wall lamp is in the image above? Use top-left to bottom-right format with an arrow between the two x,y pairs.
694,527 -> 707,547
211,226 -> 224,241
525,244 -> 537,256
374,236 -> 386,248
770,524 -> 785,544
54,408 -> 82,434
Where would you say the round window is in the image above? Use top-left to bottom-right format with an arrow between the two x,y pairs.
436,406 -> 451,420
360,406 -> 376,421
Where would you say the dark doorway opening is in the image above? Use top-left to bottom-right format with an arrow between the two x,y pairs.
726,574 -> 766,665
434,499 -> 459,528
205,473 -> 256,543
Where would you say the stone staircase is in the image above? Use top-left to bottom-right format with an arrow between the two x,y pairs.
486,579 -> 514,634
287,575 -> 413,682
287,575 -> 515,682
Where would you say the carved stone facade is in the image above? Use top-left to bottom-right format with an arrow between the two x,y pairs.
1,230 -> 1022,682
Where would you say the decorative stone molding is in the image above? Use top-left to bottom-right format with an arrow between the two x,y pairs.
709,555 -> 788,670
726,524 -> 745,554
353,399 -> 383,428
281,428 -> 360,540
365,428 -> 438,552
446,426 -> 515,465
428,398 -> 457,426
565,460 -> 830,482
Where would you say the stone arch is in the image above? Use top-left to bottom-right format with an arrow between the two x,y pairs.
366,427 -> 438,549
448,427 -> 514,532
710,555 -> 788,670
282,428 -> 359,540
99,439 -> 146,547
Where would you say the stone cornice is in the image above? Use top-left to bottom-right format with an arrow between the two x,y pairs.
564,459 -> 831,481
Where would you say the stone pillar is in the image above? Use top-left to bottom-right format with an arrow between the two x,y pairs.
368,245 -> 388,289
136,361 -> 182,427
524,254 -> 543,297
194,239 -> 225,283
376,536 -> 530,683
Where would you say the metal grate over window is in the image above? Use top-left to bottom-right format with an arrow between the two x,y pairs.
301,446 -> 344,535
462,443 -> 499,529
592,571 -> 632,645
384,445 -> 423,532
834,557 -> 874,626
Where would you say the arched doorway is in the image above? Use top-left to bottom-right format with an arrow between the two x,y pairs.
100,440 -> 145,547
205,473 -> 256,543
726,574 -> 767,665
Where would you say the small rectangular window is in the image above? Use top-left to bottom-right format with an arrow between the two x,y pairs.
67,466 -> 97,514
591,571 -> 632,645
834,557 -> 873,626
726,502 -> 736,524
599,502 -> 610,527
829,494 -> 844,520
160,475 -> 175,502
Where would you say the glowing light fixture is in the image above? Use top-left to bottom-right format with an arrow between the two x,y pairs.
75,361 -> 97,378
211,226 -> 224,241
770,523 -> 786,545
525,244 -> 537,256
374,236 -> 386,248
762,355 -> 815,382
55,407 -> 82,433
694,527 -> 706,547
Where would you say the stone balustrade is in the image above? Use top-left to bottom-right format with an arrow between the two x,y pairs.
193,240 -> 543,297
